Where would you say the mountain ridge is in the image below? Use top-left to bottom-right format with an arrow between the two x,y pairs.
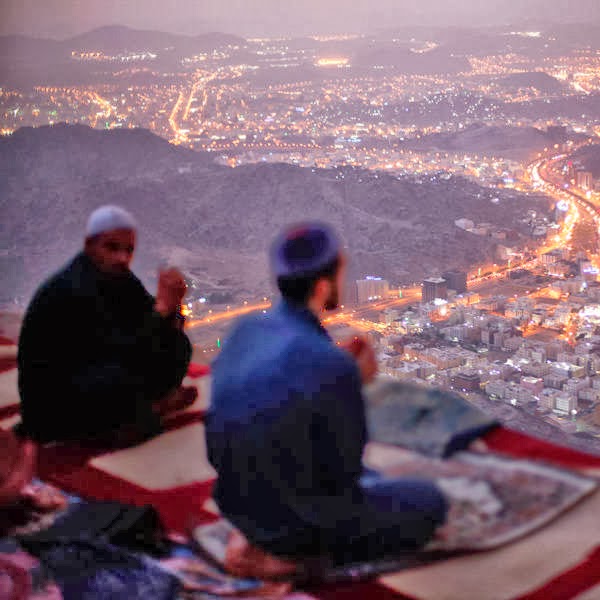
0,124 -> 552,304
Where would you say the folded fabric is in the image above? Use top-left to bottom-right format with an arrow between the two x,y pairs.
366,379 -> 498,456
0,538 -> 63,599
24,539 -> 179,600
19,501 -> 169,557
161,556 -> 294,598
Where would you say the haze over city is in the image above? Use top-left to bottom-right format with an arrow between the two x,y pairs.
3,0 -> 600,38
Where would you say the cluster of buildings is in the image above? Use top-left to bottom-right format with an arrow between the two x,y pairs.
455,210 -> 552,247
349,267 -> 600,438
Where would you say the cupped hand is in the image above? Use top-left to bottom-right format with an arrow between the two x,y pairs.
155,267 -> 187,316
339,335 -> 378,384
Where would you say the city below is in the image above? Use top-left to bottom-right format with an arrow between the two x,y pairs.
3,22 -> 600,452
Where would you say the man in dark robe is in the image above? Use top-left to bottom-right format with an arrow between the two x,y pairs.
17,205 -> 193,445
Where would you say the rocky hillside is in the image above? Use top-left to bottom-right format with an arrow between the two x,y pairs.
0,124 -> 552,304
404,123 -> 567,161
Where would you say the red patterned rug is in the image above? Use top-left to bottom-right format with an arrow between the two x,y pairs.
2,364 -> 600,599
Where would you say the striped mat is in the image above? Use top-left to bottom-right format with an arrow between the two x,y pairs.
1,349 -> 599,599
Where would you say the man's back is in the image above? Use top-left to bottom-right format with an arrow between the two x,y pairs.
207,300 -> 368,556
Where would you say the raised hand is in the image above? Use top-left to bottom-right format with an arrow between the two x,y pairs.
339,335 -> 378,384
155,267 -> 187,317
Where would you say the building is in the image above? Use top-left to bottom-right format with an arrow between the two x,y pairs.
576,170 -> 593,191
452,371 -> 481,392
521,376 -> 544,394
442,271 -> 467,294
455,292 -> 481,306
422,277 -> 447,303
380,308 -> 399,325
544,372 -> 569,390
486,380 -> 507,399
554,394 -> 578,415
420,347 -> 464,370
539,388 -> 560,411
541,250 -> 560,266
356,276 -> 390,304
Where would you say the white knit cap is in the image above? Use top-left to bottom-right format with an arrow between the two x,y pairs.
86,205 -> 137,238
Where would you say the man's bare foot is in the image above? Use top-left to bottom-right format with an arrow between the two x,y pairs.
0,439 -> 36,508
153,386 -> 198,417
224,529 -> 298,580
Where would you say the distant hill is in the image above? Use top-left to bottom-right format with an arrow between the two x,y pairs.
497,72 -> 565,95
434,28 -> 551,57
0,26 -> 244,60
404,123 -> 561,161
547,23 -> 600,49
0,26 -> 246,87
0,34 -> 63,61
0,124 -> 552,305
572,144 -> 600,178
65,26 -> 245,53
353,44 -> 470,74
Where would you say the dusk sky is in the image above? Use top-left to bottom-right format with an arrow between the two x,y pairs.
2,0 -> 600,39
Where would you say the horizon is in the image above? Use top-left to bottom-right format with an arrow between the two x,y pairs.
2,0 -> 600,40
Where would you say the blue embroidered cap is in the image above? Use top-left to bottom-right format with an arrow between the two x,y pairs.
270,222 -> 341,278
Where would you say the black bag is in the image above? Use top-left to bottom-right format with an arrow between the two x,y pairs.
19,501 -> 169,557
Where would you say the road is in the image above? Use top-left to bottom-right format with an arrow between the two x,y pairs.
186,301 -> 270,329
185,145 -> 600,341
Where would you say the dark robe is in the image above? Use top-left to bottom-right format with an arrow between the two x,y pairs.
17,252 -> 191,443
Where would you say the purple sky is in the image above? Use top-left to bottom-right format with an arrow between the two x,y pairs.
2,0 -> 600,39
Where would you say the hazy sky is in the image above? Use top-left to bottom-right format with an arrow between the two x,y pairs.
2,0 -> 600,39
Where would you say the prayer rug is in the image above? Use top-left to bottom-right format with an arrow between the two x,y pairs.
364,443 -> 597,552
190,444 -> 596,587
378,489 -> 600,600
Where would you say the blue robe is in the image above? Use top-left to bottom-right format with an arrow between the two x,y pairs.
207,300 -> 446,565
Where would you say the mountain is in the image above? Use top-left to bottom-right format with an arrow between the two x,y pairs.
0,124 -> 552,305
572,144 -> 600,178
0,26 -> 245,58
434,28 -> 550,57
0,34 -> 63,61
0,26 -> 246,87
547,23 -> 600,49
404,123 -> 563,161
353,44 -> 470,74
497,72 -> 565,95
65,26 -> 245,54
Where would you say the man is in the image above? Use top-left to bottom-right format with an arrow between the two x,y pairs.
206,223 -> 447,573
17,205 -> 194,445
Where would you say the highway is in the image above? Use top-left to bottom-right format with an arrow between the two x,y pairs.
186,300 -> 270,329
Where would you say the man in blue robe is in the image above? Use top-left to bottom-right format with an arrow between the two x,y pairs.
206,223 -> 447,571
